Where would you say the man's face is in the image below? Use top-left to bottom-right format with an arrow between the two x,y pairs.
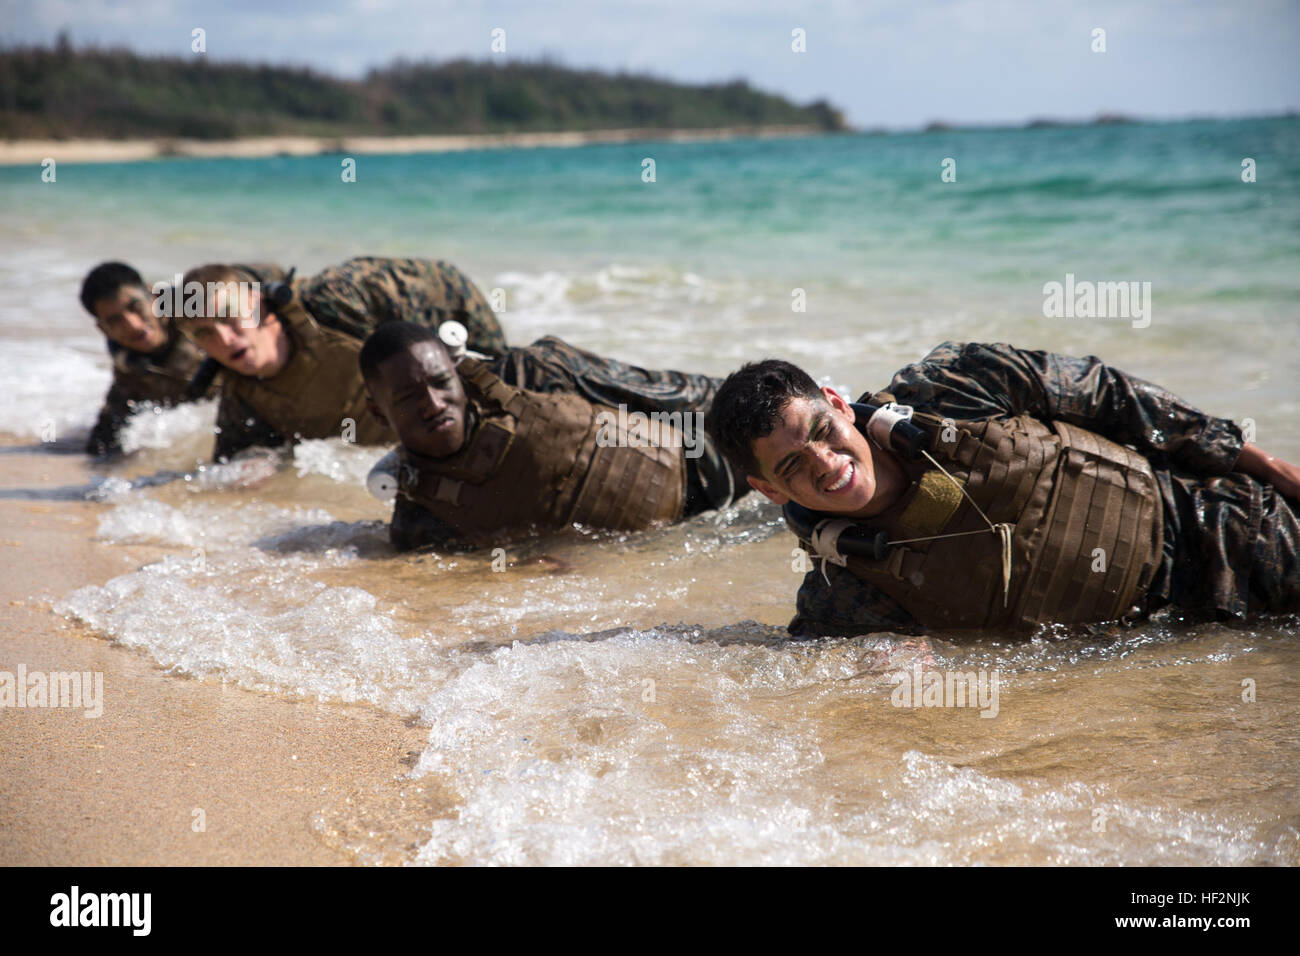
366,341 -> 469,459
186,288 -> 289,379
747,389 -> 881,516
93,285 -> 168,353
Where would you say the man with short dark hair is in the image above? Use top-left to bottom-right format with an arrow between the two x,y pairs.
360,321 -> 745,552
179,257 -> 506,460
706,342 -> 1300,636
79,261 -> 213,456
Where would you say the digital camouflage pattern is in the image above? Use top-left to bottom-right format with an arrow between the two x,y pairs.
789,341 -> 1300,637
297,256 -> 506,357
87,326 -> 209,457
490,335 -> 719,415
390,336 -> 746,552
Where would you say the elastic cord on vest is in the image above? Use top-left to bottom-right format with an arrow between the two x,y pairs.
907,449 -> 1014,608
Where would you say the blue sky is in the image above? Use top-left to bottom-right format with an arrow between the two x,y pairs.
4,0 -> 1298,128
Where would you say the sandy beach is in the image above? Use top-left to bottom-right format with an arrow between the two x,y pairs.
0,125 -> 823,166
0,443 -> 432,865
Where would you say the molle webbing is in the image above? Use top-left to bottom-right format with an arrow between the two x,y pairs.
221,297 -> 392,445
397,357 -> 686,545
840,403 -> 1162,630
1014,424 -> 1161,625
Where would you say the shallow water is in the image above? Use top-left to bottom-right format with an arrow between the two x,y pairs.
3,120 -> 1299,864
17,417 -> 1296,866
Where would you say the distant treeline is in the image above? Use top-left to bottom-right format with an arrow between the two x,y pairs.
0,38 -> 845,139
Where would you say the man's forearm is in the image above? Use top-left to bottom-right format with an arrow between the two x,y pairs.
1233,442 -> 1300,502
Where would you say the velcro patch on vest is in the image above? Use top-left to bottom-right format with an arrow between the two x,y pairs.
898,469 -> 965,538
462,421 -> 515,477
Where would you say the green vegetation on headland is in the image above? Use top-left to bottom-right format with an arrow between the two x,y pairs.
0,38 -> 846,140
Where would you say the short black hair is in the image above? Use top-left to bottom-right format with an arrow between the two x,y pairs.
80,262 -> 145,316
359,320 -> 446,386
705,359 -> 826,479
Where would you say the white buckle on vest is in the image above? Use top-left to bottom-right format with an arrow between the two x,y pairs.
809,518 -> 854,566
808,518 -> 855,588
866,402 -> 914,449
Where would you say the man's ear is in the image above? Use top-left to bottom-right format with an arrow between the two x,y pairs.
364,389 -> 390,429
822,386 -> 855,423
746,474 -> 789,506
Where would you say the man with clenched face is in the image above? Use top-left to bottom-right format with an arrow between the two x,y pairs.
748,390 -> 911,519
360,321 -> 748,552
363,335 -> 469,462
707,345 -> 1300,636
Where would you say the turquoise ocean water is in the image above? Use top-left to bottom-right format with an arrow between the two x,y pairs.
3,116 -> 1298,438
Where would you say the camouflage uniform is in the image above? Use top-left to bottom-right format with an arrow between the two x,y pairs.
789,341 -> 1300,637
86,326 -> 208,457
297,256 -> 506,357
210,257 -> 507,460
389,335 -> 746,552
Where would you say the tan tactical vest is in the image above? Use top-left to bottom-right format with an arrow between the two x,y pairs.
220,295 -> 393,445
826,393 -> 1164,630
397,357 -> 687,546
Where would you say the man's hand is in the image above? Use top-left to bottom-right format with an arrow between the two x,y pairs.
1235,442 -> 1300,503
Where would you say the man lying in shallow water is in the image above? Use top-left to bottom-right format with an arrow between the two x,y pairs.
178,258 -> 507,461
359,321 -> 748,552
706,342 -> 1300,637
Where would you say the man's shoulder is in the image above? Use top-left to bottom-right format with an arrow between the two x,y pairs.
902,341 -> 1018,372
862,341 -> 1026,415
109,338 -> 202,401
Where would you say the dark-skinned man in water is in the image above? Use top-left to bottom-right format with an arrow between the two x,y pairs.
706,342 -> 1300,636
358,321 -> 746,552
180,258 -> 507,461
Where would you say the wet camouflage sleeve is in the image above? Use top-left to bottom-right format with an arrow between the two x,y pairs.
86,379 -> 139,457
790,339 -> 1257,636
489,335 -> 720,413
298,256 -> 507,356
789,561 -> 923,638
389,495 -> 476,553
212,390 -> 285,462
884,341 -> 1244,474
86,335 -> 208,457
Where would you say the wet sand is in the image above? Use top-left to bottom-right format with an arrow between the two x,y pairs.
0,443 -> 429,865
4,436 -> 1298,865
